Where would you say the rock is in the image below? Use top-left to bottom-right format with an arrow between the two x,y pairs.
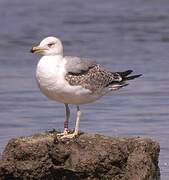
0,131 -> 160,180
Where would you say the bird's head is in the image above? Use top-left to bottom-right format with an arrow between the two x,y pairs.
30,36 -> 63,56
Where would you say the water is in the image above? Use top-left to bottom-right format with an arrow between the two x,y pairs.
0,0 -> 169,178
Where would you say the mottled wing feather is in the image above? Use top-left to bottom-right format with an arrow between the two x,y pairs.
65,56 -> 96,74
65,64 -> 122,93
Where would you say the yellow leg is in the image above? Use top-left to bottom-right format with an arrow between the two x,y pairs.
60,105 -> 81,139
74,105 -> 81,135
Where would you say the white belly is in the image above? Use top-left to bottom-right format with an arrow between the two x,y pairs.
36,56 -> 102,105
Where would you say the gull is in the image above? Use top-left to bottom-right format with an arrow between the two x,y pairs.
30,36 -> 142,138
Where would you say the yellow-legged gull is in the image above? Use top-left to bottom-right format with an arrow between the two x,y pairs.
30,36 -> 142,138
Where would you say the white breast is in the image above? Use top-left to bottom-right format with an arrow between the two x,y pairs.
36,55 -> 100,105
36,55 -> 66,94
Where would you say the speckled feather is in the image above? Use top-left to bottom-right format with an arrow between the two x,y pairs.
65,64 -> 122,93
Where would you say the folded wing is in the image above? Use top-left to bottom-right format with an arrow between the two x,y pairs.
65,57 -> 126,93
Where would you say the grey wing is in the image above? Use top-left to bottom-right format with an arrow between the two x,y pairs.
64,56 -> 97,74
65,63 -> 122,93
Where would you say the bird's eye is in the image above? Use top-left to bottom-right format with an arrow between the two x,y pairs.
48,43 -> 55,47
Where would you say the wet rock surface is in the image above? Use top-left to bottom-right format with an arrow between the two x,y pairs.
0,131 -> 160,180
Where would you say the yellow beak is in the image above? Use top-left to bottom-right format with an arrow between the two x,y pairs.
30,46 -> 45,54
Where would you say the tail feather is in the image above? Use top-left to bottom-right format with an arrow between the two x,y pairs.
109,83 -> 129,91
108,70 -> 142,91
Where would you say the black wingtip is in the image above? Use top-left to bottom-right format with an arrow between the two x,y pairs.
126,74 -> 142,80
117,70 -> 133,77
125,70 -> 133,74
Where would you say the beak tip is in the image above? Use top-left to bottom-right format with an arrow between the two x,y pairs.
30,48 -> 34,53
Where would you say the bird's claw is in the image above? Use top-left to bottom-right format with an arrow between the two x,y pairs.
60,132 -> 78,139
57,129 -> 69,136
57,128 -> 79,139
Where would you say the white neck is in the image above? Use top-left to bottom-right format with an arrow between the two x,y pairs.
43,54 -> 63,58
37,54 -> 67,70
